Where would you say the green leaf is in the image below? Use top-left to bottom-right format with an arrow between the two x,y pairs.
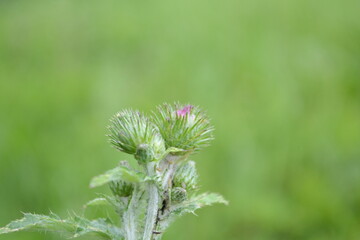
84,195 -> 127,216
90,165 -> 146,188
0,213 -> 123,239
72,216 -> 122,239
84,198 -> 111,208
152,193 -> 228,233
162,147 -> 186,156
171,192 -> 228,216
0,213 -> 76,235
156,147 -> 187,163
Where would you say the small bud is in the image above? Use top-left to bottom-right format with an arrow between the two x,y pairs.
108,109 -> 165,163
171,187 -> 187,203
153,103 -> 214,152
135,144 -> 153,164
109,180 -> 134,197
173,161 -> 198,193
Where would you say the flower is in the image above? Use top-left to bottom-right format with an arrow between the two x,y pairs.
176,105 -> 193,117
153,103 -> 214,151
108,109 -> 165,163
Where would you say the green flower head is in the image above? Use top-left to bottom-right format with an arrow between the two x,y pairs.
153,103 -> 214,152
108,109 -> 165,163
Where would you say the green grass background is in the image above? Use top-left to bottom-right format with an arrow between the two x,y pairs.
0,0 -> 359,239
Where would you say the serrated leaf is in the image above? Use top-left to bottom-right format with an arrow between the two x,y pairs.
171,192 -> 228,216
85,194 -> 127,216
100,194 -> 126,211
90,166 -> 146,188
152,193 -> 228,233
84,198 -> 111,208
0,213 -> 77,235
71,216 -> 122,239
191,192 -> 228,207
0,213 -> 123,240
160,147 -> 185,158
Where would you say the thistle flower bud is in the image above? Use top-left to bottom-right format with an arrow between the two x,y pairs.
108,109 -> 165,163
108,161 -> 135,197
153,103 -> 214,152
171,187 -> 187,203
109,180 -> 134,197
173,161 -> 198,193
135,144 -> 152,164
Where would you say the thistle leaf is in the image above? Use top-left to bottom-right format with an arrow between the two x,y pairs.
161,147 -> 186,156
0,213 -> 75,235
86,194 -> 127,217
171,192 -> 228,216
71,217 -> 122,239
153,193 -> 228,233
90,165 -> 146,188
84,198 -> 111,208
0,213 -> 123,239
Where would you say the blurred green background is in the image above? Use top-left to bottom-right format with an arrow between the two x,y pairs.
0,0 -> 359,239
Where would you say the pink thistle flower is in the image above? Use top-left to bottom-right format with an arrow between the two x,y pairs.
176,105 -> 193,117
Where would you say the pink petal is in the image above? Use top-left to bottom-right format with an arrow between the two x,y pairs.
176,105 -> 193,117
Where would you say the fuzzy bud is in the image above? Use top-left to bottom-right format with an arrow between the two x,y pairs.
171,187 -> 187,203
135,144 -> 153,164
173,161 -> 198,193
109,180 -> 134,197
108,109 -> 165,163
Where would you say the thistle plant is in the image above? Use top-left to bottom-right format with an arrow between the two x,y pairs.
0,103 -> 228,240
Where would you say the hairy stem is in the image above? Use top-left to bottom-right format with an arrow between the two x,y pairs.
152,219 -> 170,240
123,186 -> 139,240
143,162 -> 159,240
152,154 -> 182,239
160,154 -> 182,190
161,162 -> 176,190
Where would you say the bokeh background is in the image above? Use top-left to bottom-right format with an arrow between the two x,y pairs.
1,0 -> 360,239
